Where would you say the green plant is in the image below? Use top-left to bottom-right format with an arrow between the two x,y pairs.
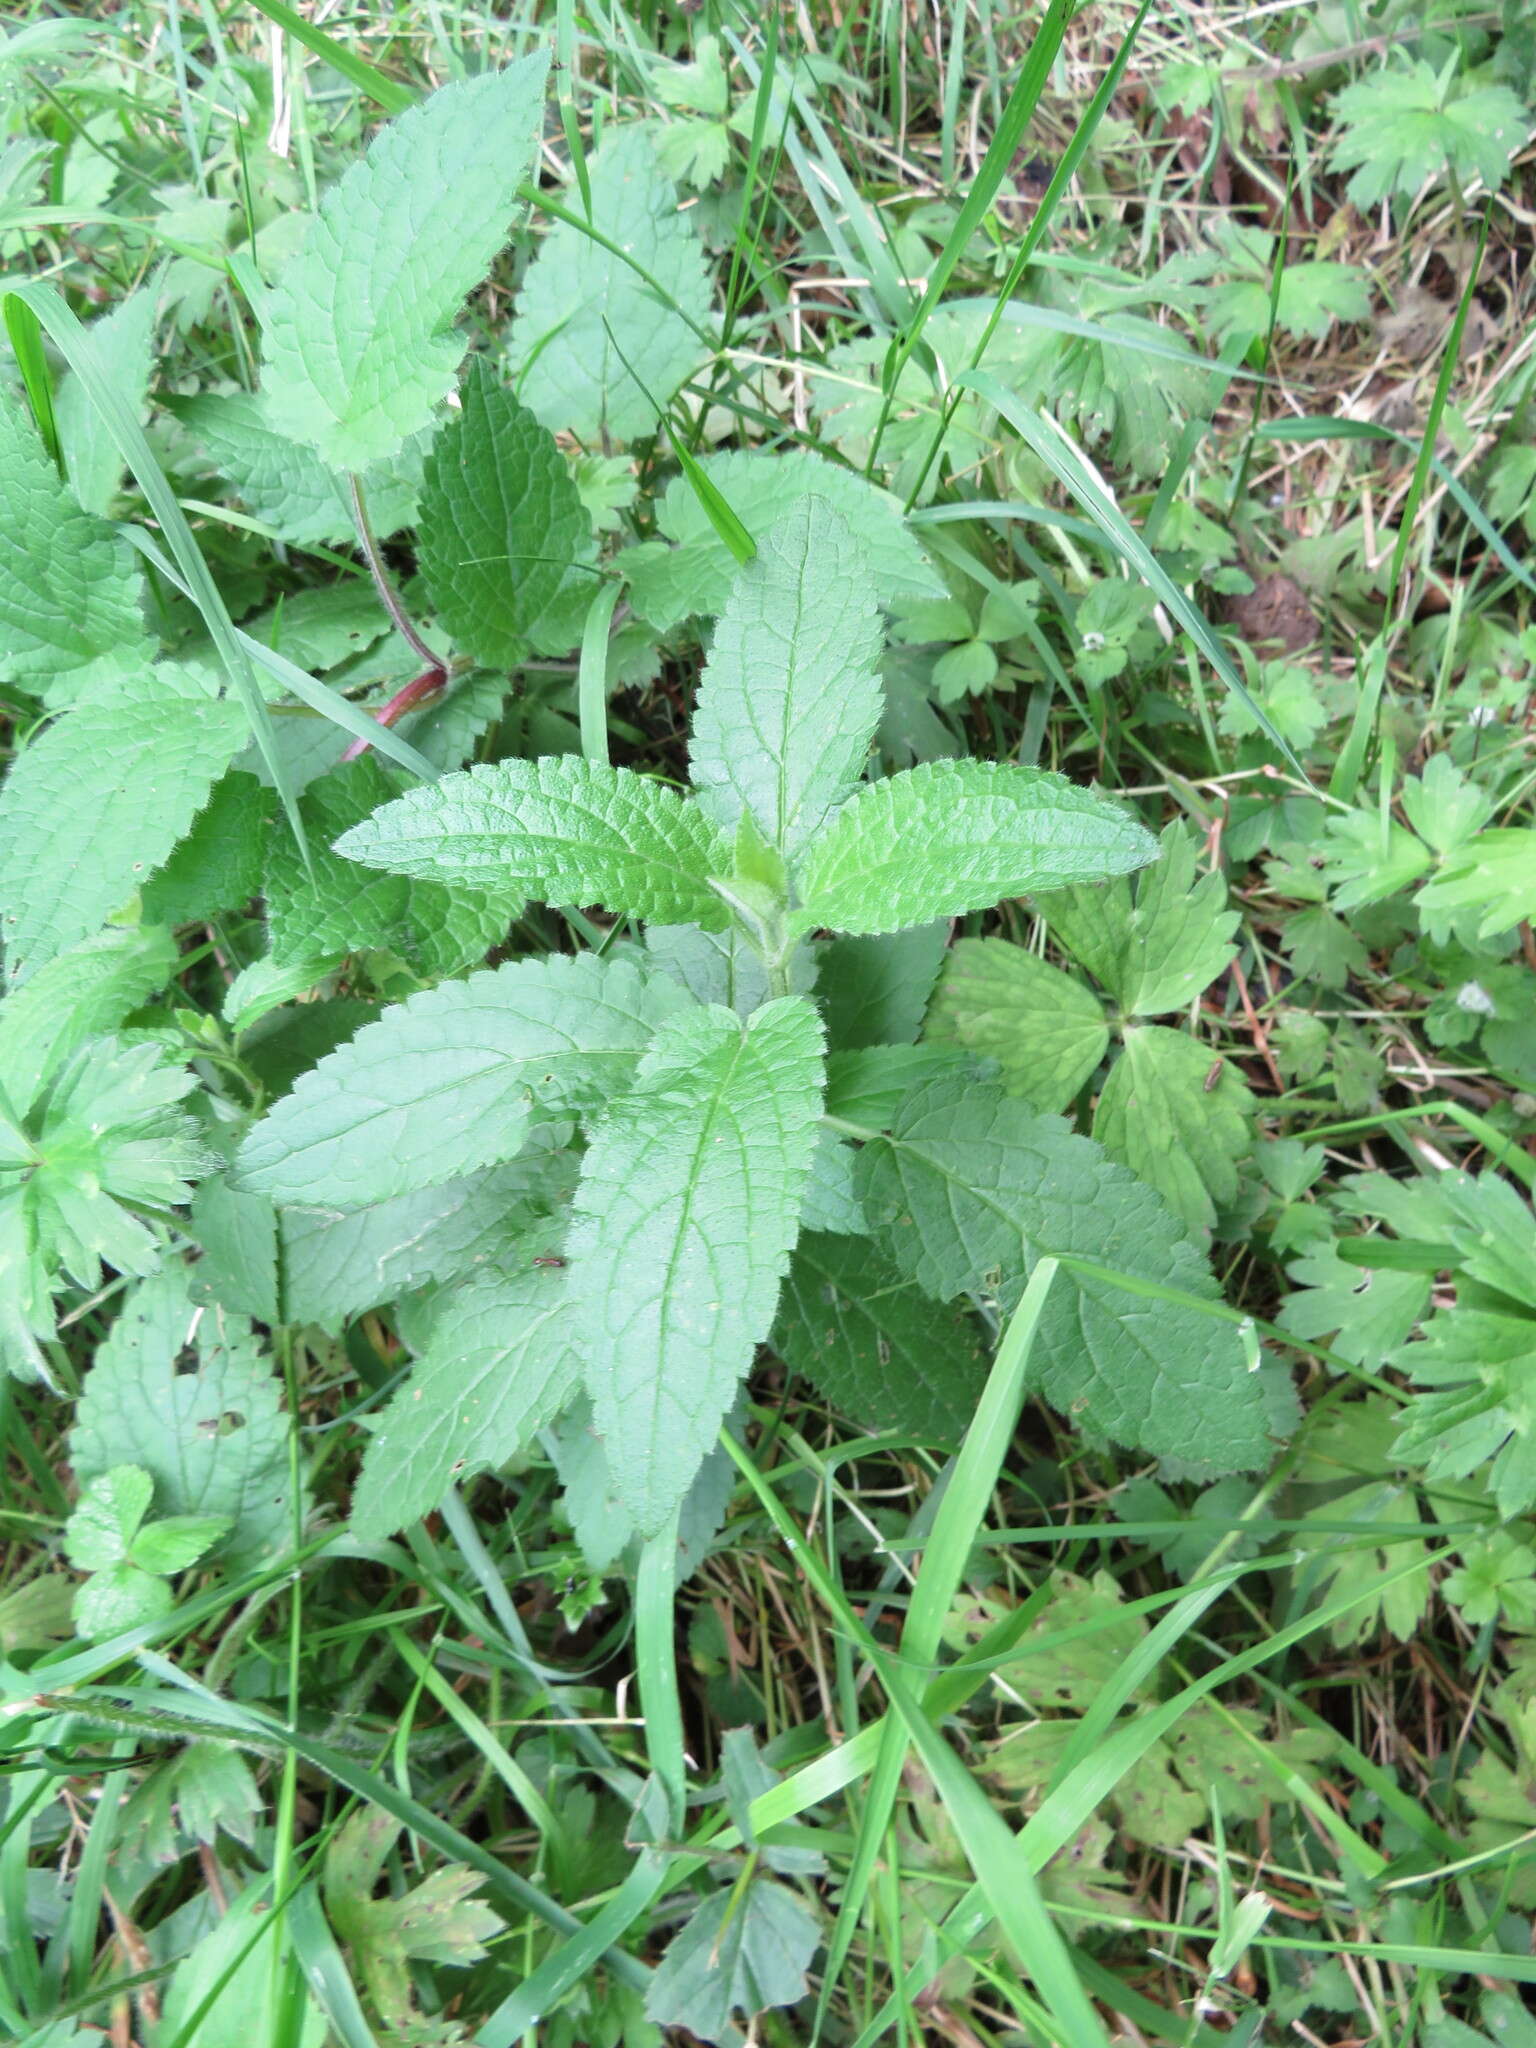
62,1464 -> 228,1638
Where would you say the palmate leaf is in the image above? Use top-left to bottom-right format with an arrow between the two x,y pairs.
623,449 -> 944,632
855,1075 -> 1280,1473
335,755 -> 732,927
54,286 -> 158,518
569,996 -> 825,1533
0,925 -> 178,1115
1327,62 -> 1528,208
690,498 -> 884,857
417,358 -> 599,665
925,938 -> 1110,1112
791,760 -> 1156,937
773,1231 -> 987,1440
1092,1025 -> 1255,1234
0,383 -> 151,697
0,666 -> 247,983
508,124 -> 713,443
352,1256 -> 579,1539
645,1879 -> 820,2042
235,953 -> 686,1208
1034,822 -> 1239,1016
260,54 -> 550,471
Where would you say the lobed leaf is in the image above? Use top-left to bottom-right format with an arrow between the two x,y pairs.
926,938 -> 1110,1112
1092,1025 -> 1255,1234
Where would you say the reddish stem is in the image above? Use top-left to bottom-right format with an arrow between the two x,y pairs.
341,665 -> 448,760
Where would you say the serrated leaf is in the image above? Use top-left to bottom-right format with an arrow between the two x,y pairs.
1035,822 -> 1238,1014
1395,1307 -> 1536,1519
645,1878 -> 820,2042
569,997 -> 825,1533
925,937 -> 1109,1112
690,497 -> 884,856
773,1231 -> 986,1439
855,1075 -> 1277,1473
175,391 -> 425,544
129,1512 -> 230,1576
335,755 -> 732,927
69,1265 -> 299,1563
646,921 -> 772,1018
815,923 -> 950,1051
263,757 -> 523,977
64,1465 -> 153,1571
74,1560 -> 174,1640
508,124 -> 712,442
1092,1025 -> 1254,1233
141,772 -> 272,927
352,1257 -> 579,1539
1328,64 -> 1528,208
791,760 -> 1156,937
260,54 -> 550,469
624,449 -> 943,632
1279,1240 -> 1431,1369
282,1156 -> 567,1329
54,286 -> 158,517
0,926 -> 178,1115
0,667 -> 247,983
417,357 -> 599,666
15,1034 -> 213,1297
0,384 -> 151,697
1417,829 -> 1536,941
237,952 -> 684,1207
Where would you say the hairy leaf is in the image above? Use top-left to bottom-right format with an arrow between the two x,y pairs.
926,938 -> 1109,1112
0,384 -> 150,697
0,667 -> 246,982
690,498 -> 884,855
1093,1025 -> 1255,1233
625,448 -> 943,632
508,124 -> 712,442
856,1075 -> 1278,1472
236,953 -> 684,1207
142,773 -> 272,928
0,926 -> 178,1115
645,1879 -> 821,2040
336,755 -> 732,927
569,997 -> 825,1533
264,757 -> 523,977
352,1257 -> 579,1539
792,760 -> 1157,936
774,1231 -> 986,1439
175,391 -> 425,544
281,1155 -> 570,1329
417,357 -> 598,665
260,55 -> 550,469
1034,822 -> 1238,1015
69,1266 -> 299,1563
816,923 -> 950,1051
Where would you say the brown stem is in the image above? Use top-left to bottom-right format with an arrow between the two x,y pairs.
347,473 -> 444,674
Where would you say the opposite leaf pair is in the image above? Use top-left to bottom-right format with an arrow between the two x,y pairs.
234,496 -> 1273,1537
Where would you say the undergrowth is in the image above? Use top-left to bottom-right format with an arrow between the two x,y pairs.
1,1 -> 1535,2043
